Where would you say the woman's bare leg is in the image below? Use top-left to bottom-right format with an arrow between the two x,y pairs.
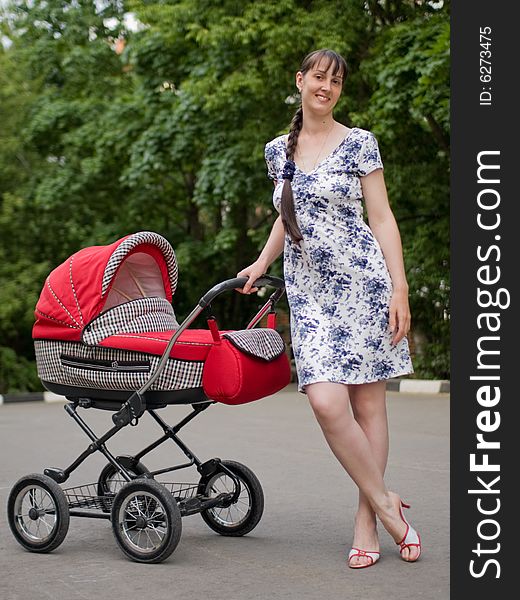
348,381 -> 388,566
306,382 -> 419,562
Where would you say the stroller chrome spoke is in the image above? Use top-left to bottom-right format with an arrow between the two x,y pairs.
149,505 -> 163,521
232,504 -> 248,516
124,506 -> 138,520
135,529 -> 143,548
144,528 -> 156,549
147,522 -> 166,536
130,498 -> 147,519
40,516 -> 54,534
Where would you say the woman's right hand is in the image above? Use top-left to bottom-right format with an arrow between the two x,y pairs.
235,260 -> 267,294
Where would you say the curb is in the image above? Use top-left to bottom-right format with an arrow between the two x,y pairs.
0,379 -> 450,405
0,391 -> 65,405
386,378 -> 450,394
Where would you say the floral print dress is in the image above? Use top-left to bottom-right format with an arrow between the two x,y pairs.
265,127 -> 413,393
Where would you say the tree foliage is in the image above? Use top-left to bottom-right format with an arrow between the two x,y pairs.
0,0 -> 450,391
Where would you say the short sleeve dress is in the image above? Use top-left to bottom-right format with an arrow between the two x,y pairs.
264,127 -> 413,393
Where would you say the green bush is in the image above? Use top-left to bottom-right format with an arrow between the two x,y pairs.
0,346 -> 42,394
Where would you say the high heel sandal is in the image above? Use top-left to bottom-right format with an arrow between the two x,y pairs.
396,501 -> 421,562
347,547 -> 381,569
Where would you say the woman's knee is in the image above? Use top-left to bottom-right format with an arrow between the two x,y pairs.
307,384 -> 350,426
350,383 -> 387,422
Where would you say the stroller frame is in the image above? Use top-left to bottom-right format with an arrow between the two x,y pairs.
8,275 -> 287,563
59,399 -> 240,519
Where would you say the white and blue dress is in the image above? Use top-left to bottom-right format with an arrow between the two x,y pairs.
264,127 -> 413,392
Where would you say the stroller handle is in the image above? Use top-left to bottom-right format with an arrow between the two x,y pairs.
113,274 -> 284,427
198,275 -> 285,308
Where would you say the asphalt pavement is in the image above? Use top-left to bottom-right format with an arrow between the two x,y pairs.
0,385 -> 449,600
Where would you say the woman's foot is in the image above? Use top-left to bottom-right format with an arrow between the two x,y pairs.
378,491 -> 421,562
348,548 -> 380,569
348,514 -> 380,568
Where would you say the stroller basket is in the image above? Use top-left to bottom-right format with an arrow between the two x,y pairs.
64,481 -> 203,516
65,483 -> 110,511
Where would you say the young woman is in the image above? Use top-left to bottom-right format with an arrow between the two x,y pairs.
237,49 -> 420,569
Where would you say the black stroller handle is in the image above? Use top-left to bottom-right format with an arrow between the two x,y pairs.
113,274 -> 285,427
198,274 -> 285,308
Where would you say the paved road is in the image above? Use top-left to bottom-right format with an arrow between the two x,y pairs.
0,386 -> 449,600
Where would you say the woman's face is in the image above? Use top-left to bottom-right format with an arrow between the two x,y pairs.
296,59 -> 344,115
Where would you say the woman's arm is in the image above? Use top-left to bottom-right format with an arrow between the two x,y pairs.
236,215 -> 285,294
361,170 -> 411,345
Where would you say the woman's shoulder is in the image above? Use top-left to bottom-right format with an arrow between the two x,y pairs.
348,127 -> 384,175
349,127 -> 377,142
264,135 -> 287,166
265,134 -> 287,151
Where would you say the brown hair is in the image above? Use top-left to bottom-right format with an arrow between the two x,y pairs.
280,49 -> 348,243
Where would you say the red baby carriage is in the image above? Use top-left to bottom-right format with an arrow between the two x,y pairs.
7,231 -> 290,563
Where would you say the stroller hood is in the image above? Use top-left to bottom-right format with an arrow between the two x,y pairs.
33,232 -> 178,341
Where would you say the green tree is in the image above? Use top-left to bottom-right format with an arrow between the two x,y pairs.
0,0 -> 450,391
351,9 -> 450,377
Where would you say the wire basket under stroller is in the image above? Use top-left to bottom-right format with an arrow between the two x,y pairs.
7,231 -> 290,563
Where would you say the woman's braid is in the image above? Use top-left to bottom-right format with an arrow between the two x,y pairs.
286,107 -> 303,161
280,106 -> 304,243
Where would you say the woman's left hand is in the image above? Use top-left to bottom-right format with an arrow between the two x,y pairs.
388,288 -> 411,346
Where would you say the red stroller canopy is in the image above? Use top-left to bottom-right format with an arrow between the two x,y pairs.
33,232 -> 178,342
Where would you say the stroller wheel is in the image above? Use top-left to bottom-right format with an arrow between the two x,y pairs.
198,460 -> 264,536
7,473 -> 70,553
111,479 -> 182,563
97,457 -> 150,512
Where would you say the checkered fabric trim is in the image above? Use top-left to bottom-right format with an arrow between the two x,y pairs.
34,340 -> 203,391
223,329 -> 285,362
83,297 -> 178,345
101,232 -> 178,297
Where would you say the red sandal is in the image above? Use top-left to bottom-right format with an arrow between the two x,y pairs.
396,501 -> 421,562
